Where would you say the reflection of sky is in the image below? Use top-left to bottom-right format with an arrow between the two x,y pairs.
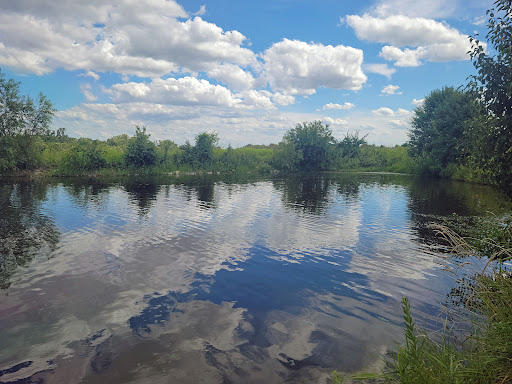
127,242 -> 392,334
2,175 -> 509,382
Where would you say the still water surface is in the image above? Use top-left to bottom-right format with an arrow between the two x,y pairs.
1,173 -> 510,383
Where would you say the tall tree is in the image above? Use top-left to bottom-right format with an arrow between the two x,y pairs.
408,87 -> 477,174
0,69 -> 55,170
193,131 -> 219,166
468,0 -> 512,188
282,121 -> 336,171
0,70 -> 55,137
125,126 -> 157,167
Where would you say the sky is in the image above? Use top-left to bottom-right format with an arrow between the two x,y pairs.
0,0 -> 493,146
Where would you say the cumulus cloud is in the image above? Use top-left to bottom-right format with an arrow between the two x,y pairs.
323,117 -> 349,126
412,98 -> 424,107
372,107 -> 411,117
0,2 -> 255,76
108,77 -> 298,110
372,107 -> 395,116
345,14 -> 482,66
364,63 -> 396,79
261,39 -> 367,95
373,0 -> 458,18
81,83 -> 98,102
110,77 -> 244,107
380,85 -> 402,95
237,90 -> 275,110
320,102 -> 355,110
271,92 -> 296,106
79,71 -> 100,81
207,63 -> 255,91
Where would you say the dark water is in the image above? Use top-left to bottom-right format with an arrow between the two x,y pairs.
0,173 -> 510,383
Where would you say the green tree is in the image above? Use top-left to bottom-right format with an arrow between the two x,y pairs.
408,87 -> 477,175
107,134 -> 130,148
178,131 -> 219,168
271,142 -> 303,171
282,121 -> 336,170
339,131 -> 368,159
60,138 -> 107,173
0,69 -> 56,171
157,139 -> 178,165
193,131 -> 219,166
125,126 -> 157,167
468,0 -> 512,188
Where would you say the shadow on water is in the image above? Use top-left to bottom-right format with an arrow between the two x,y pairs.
0,180 -> 60,289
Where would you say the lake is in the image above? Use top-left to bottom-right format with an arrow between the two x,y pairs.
1,173 -> 510,383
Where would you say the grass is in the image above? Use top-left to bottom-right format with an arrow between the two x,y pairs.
333,223 -> 512,384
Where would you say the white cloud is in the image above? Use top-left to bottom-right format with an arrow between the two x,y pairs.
323,117 -> 349,126
345,14 -> 482,66
379,46 -> 424,67
108,77 -> 299,111
473,16 -> 486,26
345,14 -> 465,46
389,119 -> 407,127
372,107 -> 411,117
320,102 -> 355,110
396,108 -> 411,116
110,77 -> 242,107
261,39 -> 367,95
80,83 -> 98,102
271,92 -> 296,106
373,0 -> 458,18
412,98 -> 424,107
237,90 -> 275,110
364,63 -> 396,79
79,71 -> 100,81
0,2 -> 255,77
207,63 -> 255,91
380,85 -> 402,95
192,4 -> 206,16
372,107 -> 395,116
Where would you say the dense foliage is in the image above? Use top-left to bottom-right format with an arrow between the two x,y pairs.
125,126 -> 157,168
281,121 -> 337,170
0,69 -> 56,171
408,87 -> 477,175
467,0 -> 512,188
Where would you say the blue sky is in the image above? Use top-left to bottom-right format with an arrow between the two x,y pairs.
0,0 -> 492,146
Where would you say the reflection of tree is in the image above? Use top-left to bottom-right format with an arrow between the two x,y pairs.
273,174 -> 337,214
60,177 -> 111,208
408,177 -> 510,217
0,181 -> 60,289
178,177 -> 217,209
123,177 -> 160,216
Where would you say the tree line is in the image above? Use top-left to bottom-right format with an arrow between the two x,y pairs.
0,81 -> 412,175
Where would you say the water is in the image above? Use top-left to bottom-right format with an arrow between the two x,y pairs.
0,173 -> 510,383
